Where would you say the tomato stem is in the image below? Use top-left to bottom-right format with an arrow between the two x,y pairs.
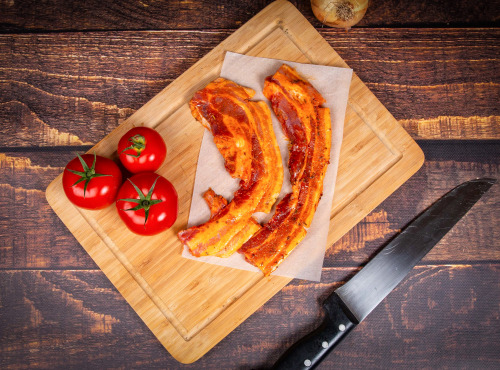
120,134 -> 146,158
67,152 -> 111,198
119,176 -> 163,227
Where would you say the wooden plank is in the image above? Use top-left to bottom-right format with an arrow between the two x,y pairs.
0,152 -> 95,269
326,142 -> 500,267
43,0 -> 424,362
1,265 -> 498,368
321,28 -> 500,139
1,0 -> 498,32
1,0 -> 498,367
1,141 -> 497,270
273,264 -> 500,369
1,28 -> 498,147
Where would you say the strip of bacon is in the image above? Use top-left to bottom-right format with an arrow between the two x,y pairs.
240,64 -> 332,276
214,219 -> 261,257
200,188 -> 261,258
202,188 -> 228,217
178,78 -> 283,257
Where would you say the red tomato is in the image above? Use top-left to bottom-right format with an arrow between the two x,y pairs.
116,172 -> 178,235
118,127 -> 167,173
63,153 -> 122,210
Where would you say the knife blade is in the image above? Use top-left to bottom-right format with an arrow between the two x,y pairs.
271,178 -> 496,370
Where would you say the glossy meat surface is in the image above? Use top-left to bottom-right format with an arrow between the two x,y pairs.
240,64 -> 332,275
202,188 -> 228,218
200,188 -> 261,258
178,78 -> 283,257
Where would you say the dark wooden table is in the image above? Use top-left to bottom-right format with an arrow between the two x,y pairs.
1,1 -> 499,368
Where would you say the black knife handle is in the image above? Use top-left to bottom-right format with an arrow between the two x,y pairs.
271,294 -> 356,370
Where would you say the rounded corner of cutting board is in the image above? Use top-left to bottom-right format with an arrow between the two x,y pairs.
416,142 -> 426,167
416,146 -> 426,171
167,348 -> 202,365
405,137 -> 426,173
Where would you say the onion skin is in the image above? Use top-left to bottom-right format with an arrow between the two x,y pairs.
311,0 -> 369,30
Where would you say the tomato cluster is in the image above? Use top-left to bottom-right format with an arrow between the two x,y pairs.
62,127 -> 178,235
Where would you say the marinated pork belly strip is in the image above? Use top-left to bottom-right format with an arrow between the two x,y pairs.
201,188 -> 261,258
240,64 -> 332,276
178,78 -> 283,257
214,220 -> 261,257
266,64 -> 326,185
202,188 -> 228,217
190,80 -> 254,183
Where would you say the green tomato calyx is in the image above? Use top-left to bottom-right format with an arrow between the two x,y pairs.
119,176 -> 163,227
67,152 -> 111,198
121,134 -> 146,158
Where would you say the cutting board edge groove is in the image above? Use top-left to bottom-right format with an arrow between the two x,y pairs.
76,203 -> 192,339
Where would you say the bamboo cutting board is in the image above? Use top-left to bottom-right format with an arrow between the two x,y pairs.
45,0 -> 424,363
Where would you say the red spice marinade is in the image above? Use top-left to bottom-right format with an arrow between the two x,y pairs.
239,64 -> 332,276
202,188 -> 227,218
178,78 -> 283,257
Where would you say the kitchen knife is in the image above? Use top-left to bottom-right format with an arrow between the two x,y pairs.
271,178 -> 496,370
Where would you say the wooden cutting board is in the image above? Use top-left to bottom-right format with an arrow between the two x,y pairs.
45,0 -> 424,363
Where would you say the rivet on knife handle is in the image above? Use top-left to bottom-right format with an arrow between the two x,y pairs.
271,293 -> 356,370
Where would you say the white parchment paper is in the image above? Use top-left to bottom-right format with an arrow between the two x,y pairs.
181,52 -> 352,281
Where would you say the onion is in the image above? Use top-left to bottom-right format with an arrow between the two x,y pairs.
311,0 -> 369,30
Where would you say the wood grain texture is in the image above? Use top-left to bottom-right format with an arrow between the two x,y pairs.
1,28 -> 498,147
0,152 -> 95,269
1,0 -> 498,368
327,143 -> 500,267
42,1 -> 426,361
1,0 -> 498,32
1,265 -> 498,369
1,143 -> 497,270
323,28 -> 500,139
